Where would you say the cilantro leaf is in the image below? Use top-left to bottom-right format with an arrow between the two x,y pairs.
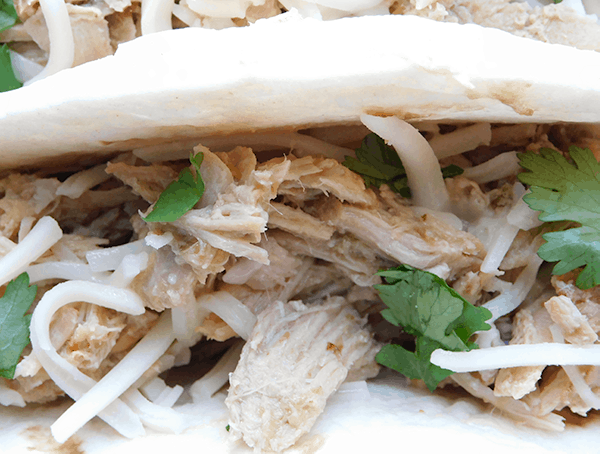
0,273 -> 37,379
0,0 -> 18,34
518,147 -> 600,289
377,339 -> 454,392
144,152 -> 205,223
1,44 -> 22,93
375,265 -> 492,391
343,133 -> 463,198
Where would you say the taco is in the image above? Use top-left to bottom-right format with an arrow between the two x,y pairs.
2,5 -> 600,454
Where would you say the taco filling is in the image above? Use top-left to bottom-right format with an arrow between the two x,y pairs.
1,117 -> 600,451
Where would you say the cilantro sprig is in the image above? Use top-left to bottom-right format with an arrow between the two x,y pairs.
0,273 -> 37,379
343,133 -> 463,197
1,0 -> 21,93
518,147 -> 600,289
0,0 -> 18,33
144,152 -> 205,223
375,265 -> 492,391
1,44 -> 22,93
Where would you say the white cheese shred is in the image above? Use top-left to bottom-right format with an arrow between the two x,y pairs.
121,388 -> 192,433
190,340 -> 244,402
141,0 -> 175,34
50,311 -> 176,442
0,381 -> 26,407
29,281 -> 146,442
483,252 -> 543,322
26,262 -> 110,283
431,343 -> 600,372
24,0 -> 74,85
140,377 -> 168,402
107,252 -> 149,287
360,114 -> 450,212
86,239 -> 147,271
549,325 -> 600,410
154,384 -> 184,407
198,291 -> 257,341
0,216 -> 62,287
56,164 -> 110,199
462,151 -> 521,184
429,123 -> 492,160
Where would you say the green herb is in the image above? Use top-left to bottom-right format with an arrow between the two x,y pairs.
0,273 -> 37,379
144,152 -> 205,223
553,0 -> 562,3
0,0 -> 21,94
0,0 -> 18,33
343,133 -> 463,197
518,147 -> 600,289
225,424 -> 230,432
375,265 -> 492,391
0,44 -> 21,93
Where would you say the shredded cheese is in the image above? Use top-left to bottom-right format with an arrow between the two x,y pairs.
30,281 -> 146,442
24,0 -> 74,85
360,114 -> 451,212
141,0 -> 175,34
0,217 -> 62,287
56,164 -> 110,199
50,311 -> 175,441
432,343 -> 600,372
190,340 -> 244,401
86,239 -> 147,271
198,291 -> 257,341
429,123 -> 492,160
463,151 -> 521,184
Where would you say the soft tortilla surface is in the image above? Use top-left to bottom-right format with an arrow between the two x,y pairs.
1,371 -> 596,454
1,13 -> 600,168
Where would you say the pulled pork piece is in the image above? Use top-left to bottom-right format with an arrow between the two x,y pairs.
0,174 -> 60,240
130,245 -> 198,311
262,154 -> 377,207
223,235 -> 304,291
106,8 -> 138,50
494,305 -> 552,400
544,296 -> 597,345
105,161 -> 178,202
445,176 -> 489,222
23,5 -> 114,67
552,271 -> 600,333
527,366 -> 600,417
451,270 -> 482,305
267,202 -> 334,241
164,148 -> 290,276
316,197 -> 483,279
225,297 -> 380,452
499,229 -> 539,271
391,0 -> 600,52
271,230 -> 383,287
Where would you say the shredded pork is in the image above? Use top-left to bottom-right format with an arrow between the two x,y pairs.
225,298 -> 380,452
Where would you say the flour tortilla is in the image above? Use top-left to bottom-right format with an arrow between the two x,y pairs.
1,12 -> 600,168
1,373 -> 597,454
0,11 -> 599,454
